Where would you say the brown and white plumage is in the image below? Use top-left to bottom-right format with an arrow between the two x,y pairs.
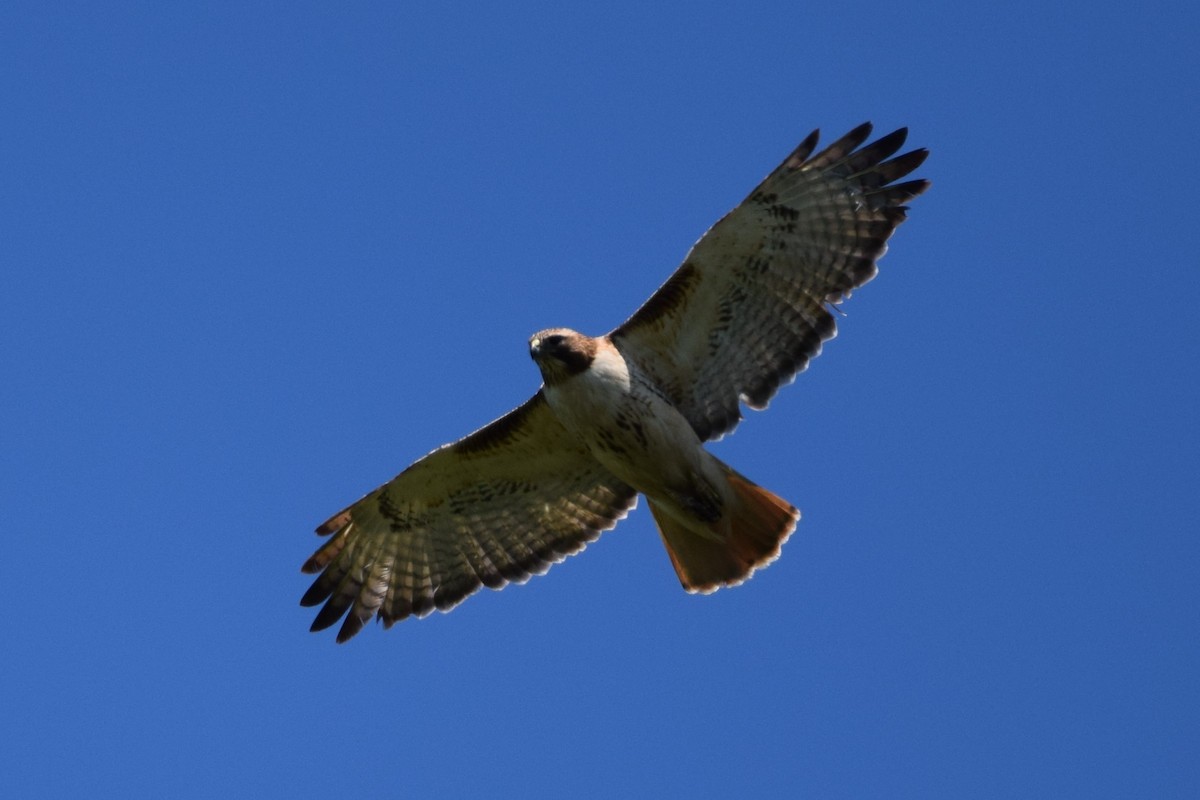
301,394 -> 637,642
301,123 -> 929,641
613,123 -> 929,441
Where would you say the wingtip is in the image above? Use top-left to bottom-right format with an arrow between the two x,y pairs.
871,126 -> 910,157
905,147 -> 930,171
794,128 -> 821,161
316,510 -> 351,536
308,606 -> 340,632
892,178 -> 932,204
848,120 -> 874,140
299,578 -> 331,607
335,615 -> 365,644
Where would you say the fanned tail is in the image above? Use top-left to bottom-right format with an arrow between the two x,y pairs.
648,461 -> 799,593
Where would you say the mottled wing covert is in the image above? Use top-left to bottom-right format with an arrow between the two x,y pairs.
300,392 -> 636,642
612,123 -> 929,441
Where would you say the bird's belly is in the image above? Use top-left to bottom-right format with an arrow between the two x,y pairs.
543,373 -> 711,497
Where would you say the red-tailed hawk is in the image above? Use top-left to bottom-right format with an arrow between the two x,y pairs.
301,123 -> 929,641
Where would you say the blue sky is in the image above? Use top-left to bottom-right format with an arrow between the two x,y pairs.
3,1 -> 1197,797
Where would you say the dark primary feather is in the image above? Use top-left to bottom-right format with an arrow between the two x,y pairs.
300,392 -> 637,642
611,123 -> 929,441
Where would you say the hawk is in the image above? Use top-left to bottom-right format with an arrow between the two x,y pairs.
301,122 -> 929,641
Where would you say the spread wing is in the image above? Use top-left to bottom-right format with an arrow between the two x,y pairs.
611,123 -> 929,441
300,392 -> 637,642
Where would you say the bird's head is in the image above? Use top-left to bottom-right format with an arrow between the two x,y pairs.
529,328 -> 597,383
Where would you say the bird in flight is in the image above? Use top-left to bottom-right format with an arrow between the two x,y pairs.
301,122 -> 929,642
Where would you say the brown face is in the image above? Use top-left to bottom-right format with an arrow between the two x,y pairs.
529,328 -> 596,381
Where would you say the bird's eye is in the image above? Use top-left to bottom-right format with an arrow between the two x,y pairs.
544,335 -> 564,348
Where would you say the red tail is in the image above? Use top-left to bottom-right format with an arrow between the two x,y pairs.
648,461 -> 799,593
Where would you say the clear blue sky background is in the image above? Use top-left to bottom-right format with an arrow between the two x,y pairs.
3,2 -> 1197,797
